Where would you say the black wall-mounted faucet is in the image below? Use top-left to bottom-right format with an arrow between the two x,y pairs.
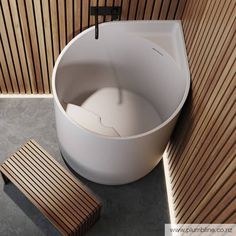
90,6 -> 121,39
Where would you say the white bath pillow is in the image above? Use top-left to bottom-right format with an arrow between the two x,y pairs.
81,87 -> 162,137
66,104 -> 120,137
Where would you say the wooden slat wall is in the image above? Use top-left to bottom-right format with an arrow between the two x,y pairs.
166,0 -> 236,224
0,0 -> 234,225
0,0 -> 186,94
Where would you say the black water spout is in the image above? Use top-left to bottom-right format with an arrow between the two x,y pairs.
90,6 -> 121,40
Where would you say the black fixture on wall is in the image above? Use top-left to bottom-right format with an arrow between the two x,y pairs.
90,6 -> 121,39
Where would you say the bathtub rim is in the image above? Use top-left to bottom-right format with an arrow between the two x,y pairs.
52,20 -> 190,141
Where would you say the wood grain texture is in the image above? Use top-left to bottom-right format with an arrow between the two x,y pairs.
167,0 -> 236,224
0,0 -> 234,226
0,140 -> 102,236
0,0 -> 186,94
1,0 -> 26,93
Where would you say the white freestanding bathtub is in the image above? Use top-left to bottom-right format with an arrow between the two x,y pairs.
52,21 -> 190,185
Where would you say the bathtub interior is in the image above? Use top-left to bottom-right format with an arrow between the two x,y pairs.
55,27 -> 187,131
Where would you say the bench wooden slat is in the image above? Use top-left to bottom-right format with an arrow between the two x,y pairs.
19,147 -> 92,222
1,163 -> 73,235
12,152 -> 85,228
5,159 -> 77,231
22,144 -> 95,215
16,148 -> 90,234
29,140 -> 99,207
27,141 -> 101,226
0,140 -> 102,236
0,165 -> 71,235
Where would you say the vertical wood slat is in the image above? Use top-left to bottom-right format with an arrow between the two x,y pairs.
167,0 -> 178,19
169,5 -> 235,180
0,0 -> 235,227
9,0 -> 32,93
120,0 -> 130,20
171,31 -> 235,187
167,0 -> 236,224
42,0 -> 54,88
0,0 -> 185,94
74,0 -> 82,35
66,0 -> 74,43
50,0 -> 60,62
168,0 -> 234,166
128,0 -> 138,20
159,0 -> 171,20
144,0 -> 155,20
90,0 -> 97,26
82,0 -> 89,30
196,171 -> 236,223
0,1 -> 20,93
0,63 -> 7,93
151,0 -> 162,20
0,140 -> 102,235
0,36 -> 13,93
174,0 -> 187,19
25,0 -> 44,93
136,0 -> 146,20
34,0 -> 50,93
1,0 -> 26,93
58,0 -> 66,52
17,0 -> 38,93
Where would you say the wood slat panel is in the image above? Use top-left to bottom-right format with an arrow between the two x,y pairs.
17,0 -> 38,93
42,0 -> 54,86
50,0 -> 60,62
168,1 -> 235,167
135,0 -> 146,20
0,63 -> 7,93
1,164 -> 71,235
171,40 -> 235,186
58,0 -> 66,51
128,0 -> 138,20
74,0 -> 81,35
197,172 -> 236,223
1,0 -> 26,93
81,0 -> 89,30
0,0 -> 185,94
9,0 -> 32,93
66,0 -> 74,43
24,0 -> 44,93
167,0 -> 236,224
0,2 -> 20,93
0,36 -> 13,93
159,0 -> 171,20
0,0 -> 234,227
143,0 -> 155,20
167,0 -> 178,19
151,0 -> 162,20
174,0 -> 186,19
34,0 -> 50,93
0,140 -> 102,235
171,34 -> 233,181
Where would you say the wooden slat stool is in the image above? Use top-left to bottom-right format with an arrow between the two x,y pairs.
0,140 -> 102,236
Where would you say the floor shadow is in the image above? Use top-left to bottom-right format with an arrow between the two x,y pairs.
2,154 -> 170,236
61,154 -> 170,236
3,183 -> 60,236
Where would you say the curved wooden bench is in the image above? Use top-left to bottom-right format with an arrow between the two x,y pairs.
0,140 -> 102,236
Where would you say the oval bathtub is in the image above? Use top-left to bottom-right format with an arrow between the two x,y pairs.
52,21 -> 190,185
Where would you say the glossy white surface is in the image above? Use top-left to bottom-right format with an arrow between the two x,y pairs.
52,21 -> 190,185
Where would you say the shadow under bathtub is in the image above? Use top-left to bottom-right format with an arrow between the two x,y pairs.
3,157 -> 170,236
3,183 -> 60,236
62,156 -> 170,236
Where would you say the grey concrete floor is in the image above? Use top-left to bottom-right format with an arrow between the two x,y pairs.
0,98 -> 169,236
